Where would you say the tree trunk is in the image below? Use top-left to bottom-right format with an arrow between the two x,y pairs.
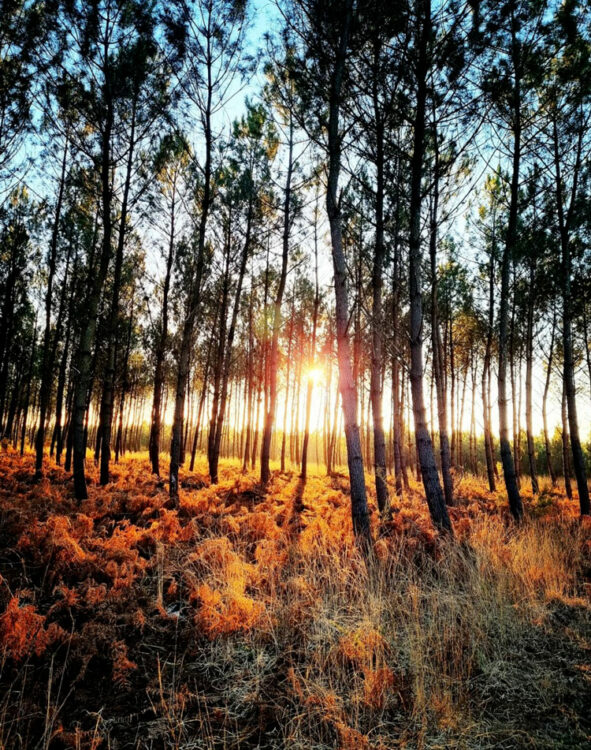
190,326 -> 214,472
469,351 -> 476,474
51,244 -> 75,460
458,363 -> 467,468
34,137 -> 68,478
561,382 -> 572,499
497,12 -> 523,520
407,0 -> 452,533
391,204 -> 403,497
169,63 -> 213,502
208,216 -> 233,482
149,172 -> 178,476
542,308 -> 557,485
115,300 -> 134,463
20,324 -> 37,455
582,305 -> 591,396
552,115 -> 590,515
280,297 -> 295,473
242,283 -> 255,472
369,62 -> 390,516
429,139 -> 453,506
449,310 -> 456,468
99,100 -> 137,485
209,200 -> 252,484
301,195 -> 320,481
509,275 -> 521,487
261,112 -> 293,484
525,260 -> 539,493
325,0 -> 370,542
73,59 -> 115,500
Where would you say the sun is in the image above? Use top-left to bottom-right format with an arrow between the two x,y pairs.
305,366 -> 324,385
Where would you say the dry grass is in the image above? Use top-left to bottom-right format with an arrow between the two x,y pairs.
0,451 -> 590,748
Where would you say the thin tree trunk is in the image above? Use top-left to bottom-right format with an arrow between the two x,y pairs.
449,310 -> 456,468
190,326 -> 214,472
73,57 -> 115,500
52,248 -> 76,461
543,308 -> 557,485
149,172 -> 177,475
115,301 -> 134,463
242,284 -> 255,472
497,9 -> 523,520
325,0 -> 370,541
561,382 -> 572,499
169,51 -> 213,502
208,217 -> 233,481
469,351 -> 476,474
261,112 -> 293,484
429,139 -> 453,506
280,295 -> 295,473
391,213 -> 403,497
525,259 -> 539,493
407,0 -> 452,533
294,354 -> 301,465
99,101 -> 137,485
510,275 -> 520,486
210,200 -> 252,484
582,305 -> 591,396
368,62 -> 390,515
252,371 -> 262,470
553,115 -> 589,514
301,195 -> 320,481
20,324 -> 37,455
458,364 -> 467,468
34,137 -> 68,478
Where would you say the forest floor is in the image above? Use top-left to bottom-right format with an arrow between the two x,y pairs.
0,451 -> 590,750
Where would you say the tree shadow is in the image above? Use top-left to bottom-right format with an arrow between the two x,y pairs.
286,477 -> 307,537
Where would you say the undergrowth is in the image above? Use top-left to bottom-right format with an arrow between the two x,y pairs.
0,452 -> 590,749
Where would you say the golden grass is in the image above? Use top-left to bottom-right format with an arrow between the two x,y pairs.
0,450 -> 590,748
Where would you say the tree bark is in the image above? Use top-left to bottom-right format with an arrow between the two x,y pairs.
561,382 -> 572,499
209,200 -> 252,484
208,214 -> 233,481
525,259 -> 539,493
169,67 -> 213,503
114,299 -> 134,463
325,0 -> 370,541
429,139 -> 453,506
20,324 -> 37,455
73,47 -> 115,500
189,325 -> 214,472
368,51 -> 390,515
542,307 -> 557,485
34,136 -> 68,478
407,0 -> 452,533
52,247 -> 76,463
497,8 -> 523,520
261,112 -> 293,484
301,194 -> 320,481
552,115 -> 590,514
99,99 -> 137,485
149,169 -> 178,476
